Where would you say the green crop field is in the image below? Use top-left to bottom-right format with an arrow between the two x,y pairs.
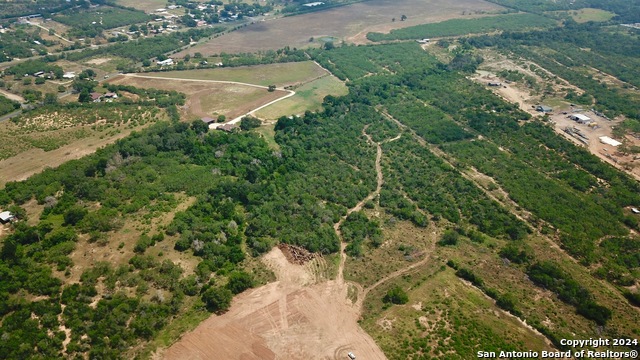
367,13 -> 558,41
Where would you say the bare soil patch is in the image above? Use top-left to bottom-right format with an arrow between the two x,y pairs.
85,58 -> 113,65
162,247 -> 386,360
0,88 -> 25,103
549,110 -> 640,181
176,0 -> 503,55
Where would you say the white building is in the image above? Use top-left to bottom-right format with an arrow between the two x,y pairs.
599,136 -> 622,147
157,58 -> 174,66
570,114 -> 592,124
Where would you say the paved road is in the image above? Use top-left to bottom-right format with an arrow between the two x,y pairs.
0,110 -> 22,122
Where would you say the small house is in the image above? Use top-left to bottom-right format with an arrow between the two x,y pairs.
201,117 -> 216,125
536,105 -> 553,113
103,92 -> 118,99
0,211 -> 15,224
157,58 -> 174,66
63,72 -> 76,79
90,92 -> 102,102
303,2 -> 325,7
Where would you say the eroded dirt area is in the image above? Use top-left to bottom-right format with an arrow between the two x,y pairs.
161,247 -> 386,360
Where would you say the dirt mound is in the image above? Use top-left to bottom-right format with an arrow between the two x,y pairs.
278,243 -> 317,265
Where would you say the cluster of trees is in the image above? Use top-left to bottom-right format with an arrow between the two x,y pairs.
0,25 -> 54,62
65,28 -> 224,63
53,5 -> 152,38
382,286 -> 408,305
0,0 -> 74,19
218,47 -> 309,67
312,42 -> 439,82
528,261 -> 612,326
484,0 -> 640,23
448,261 -> 524,320
5,59 -> 64,79
0,95 -> 20,117
340,211 -> 382,257
103,83 -> 186,107
367,13 -> 556,42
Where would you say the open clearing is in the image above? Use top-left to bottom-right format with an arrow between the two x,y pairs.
147,61 -> 329,87
255,75 -> 348,119
107,75 -> 288,120
115,0 -> 167,13
0,125 -> 146,186
176,0 -> 503,55
160,247 -> 386,360
552,8 -> 616,23
468,50 -> 640,182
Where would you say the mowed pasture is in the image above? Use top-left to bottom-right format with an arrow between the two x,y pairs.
115,0 -> 167,13
107,74 -> 288,120
554,8 -> 616,23
175,0 -> 503,55
255,75 -> 348,119
146,61 -> 328,87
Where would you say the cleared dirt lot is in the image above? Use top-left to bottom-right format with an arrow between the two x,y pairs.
107,75 -> 288,120
161,247 -> 386,360
549,110 -> 640,181
176,0 -> 503,56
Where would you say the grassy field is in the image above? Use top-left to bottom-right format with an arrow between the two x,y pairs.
0,114 -> 164,186
367,13 -> 558,41
175,0 -> 503,55
115,0 -> 167,13
362,265 -> 554,359
554,8 -> 616,23
146,61 -> 328,87
107,75 -> 288,120
255,75 -> 348,119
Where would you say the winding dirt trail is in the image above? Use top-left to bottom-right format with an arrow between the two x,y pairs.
335,125 -> 384,283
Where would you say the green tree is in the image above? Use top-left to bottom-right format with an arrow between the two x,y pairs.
383,286 -> 409,305
226,271 -> 254,294
78,89 -> 91,103
44,93 -> 58,105
240,116 -> 261,130
191,119 -> 209,134
201,286 -> 233,313
64,206 -> 88,226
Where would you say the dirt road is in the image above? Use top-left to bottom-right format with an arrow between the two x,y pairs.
120,74 -> 295,127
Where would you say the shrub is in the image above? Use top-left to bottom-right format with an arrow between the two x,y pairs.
383,286 -> 409,305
